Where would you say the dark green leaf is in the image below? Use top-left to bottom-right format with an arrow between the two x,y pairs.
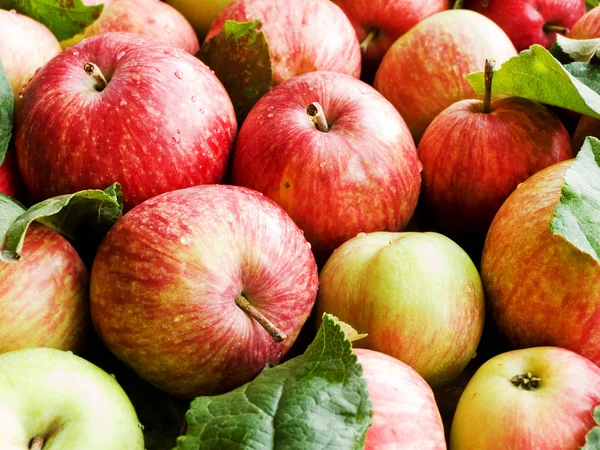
581,406 -> 600,449
199,20 -> 273,123
551,137 -> 600,264
467,45 -> 600,119
564,62 -> 600,94
174,314 -> 373,450
587,0 -> 599,9
13,0 -> 103,41
0,194 -> 25,240
0,183 -> 123,262
0,59 -> 13,166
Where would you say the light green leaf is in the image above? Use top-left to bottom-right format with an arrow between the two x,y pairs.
581,406 -> 600,449
0,59 -> 13,166
174,313 -> 373,450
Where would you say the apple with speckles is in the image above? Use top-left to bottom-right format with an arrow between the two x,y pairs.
14,32 -> 236,211
90,184 -> 319,398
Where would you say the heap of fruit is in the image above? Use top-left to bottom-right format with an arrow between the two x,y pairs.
2,0 -> 600,449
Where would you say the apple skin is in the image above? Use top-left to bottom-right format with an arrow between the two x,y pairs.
355,348 -> 447,450
15,32 -> 237,211
331,0 -> 447,76
0,224 -> 90,354
0,9 -> 61,102
463,0 -> 585,52
481,160 -> 600,366
417,97 -> 572,240
316,231 -> 485,388
571,6 -> 600,39
61,0 -> 200,55
166,0 -> 233,39
0,347 -> 144,449
0,149 -> 25,201
374,10 -> 517,142
572,115 -> 600,154
90,184 -> 319,398
450,347 -> 600,449
205,0 -> 361,85
231,71 -> 422,260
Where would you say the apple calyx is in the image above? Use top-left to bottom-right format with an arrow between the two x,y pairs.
543,24 -> 569,35
482,58 -> 496,114
234,294 -> 287,343
510,372 -> 542,391
307,102 -> 329,132
360,28 -> 379,53
84,62 -> 108,92
30,436 -> 44,450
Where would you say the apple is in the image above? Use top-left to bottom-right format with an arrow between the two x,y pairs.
374,9 -> 517,142
90,184 -> 319,398
450,347 -> 600,449
0,347 -> 144,449
60,0 -> 200,55
166,0 -> 233,39
417,60 -> 572,242
463,0 -> 586,52
0,9 -> 61,103
355,348 -> 447,449
0,149 -> 24,201
231,71 -> 422,260
316,231 -> 485,388
205,0 -> 362,86
0,223 -> 89,354
14,32 -> 237,211
331,0 -> 447,78
481,160 -> 600,365
573,115 -> 600,153
571,5 -> 600,39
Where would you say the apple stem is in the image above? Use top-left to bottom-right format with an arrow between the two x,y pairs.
483,58 -> 496,114
510,372 -> 542,391
235,295 -> 287,343
30,436 -> 44,450
307,102 -> 329,132
543,24 -> 569,35
84,62 -> 108,92
360,28 -> 378,53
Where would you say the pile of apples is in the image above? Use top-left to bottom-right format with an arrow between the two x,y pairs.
2,0 -> 600,448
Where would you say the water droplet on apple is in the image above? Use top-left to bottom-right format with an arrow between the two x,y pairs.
164,25 -> 173,33
174,51 -> 182,58
72,50 -> 79,57
172,136 -> 180,144
191,96 -> 197,102
18,91 -> 23,99
199,109 -> 205,114
267,105 -> 274,112
116,51 -> 126,61
306,242 -> 311,249
174,70 -> 183,79
120,99 -> 127,106
267,113 -> 273,118
357,232 -> 367,238
180,235 -> 190,245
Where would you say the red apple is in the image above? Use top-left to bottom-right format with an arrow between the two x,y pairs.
205,0 -> 361,85
571,5 -> 600,39
15,32 -> 237,211
231,71 -> 421,259
481,160 -> 600,365
450,347 -> 600,449
573,115 -> 600,153
61,0 -> 200,55
90,184 -> 319,398
331,0 -> 447,77
355,349 -> 446,450
0,149 -> 24,201
0,224 -> 89,353
374,9 -> 517,142
417,62 -> 572,240
0,9 -> 61,102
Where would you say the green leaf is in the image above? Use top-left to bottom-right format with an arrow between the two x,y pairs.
0,59 -> 13,166
0,194 -> 25,241
13,0 -> 104,41
587,0 -> 599,9
555,35 -> 600,63
199,20 -> 273,123
174,314 -> 373,450
467,45 -> 600,120
581,406 -> 600,449
550,137 -> 600,264
0,183 -> 123,263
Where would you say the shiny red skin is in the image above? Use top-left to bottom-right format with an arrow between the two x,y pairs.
571,6 -> 600,39
15,32 -> 236,211
355,349 -> 446,450
205,0 -> 361,85
482,161 -> 600,366
231,71 -> 422,259
332,0 -> 447,73
0,224 -> 89,353
417,97 -> 572,238
0,149 -> 24,201
464,0 -> 585,52
90,185 -> 319,398
572,115 -> 600,154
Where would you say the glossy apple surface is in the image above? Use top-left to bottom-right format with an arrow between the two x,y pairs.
15,32 -> 236,211
166,0 -> 233,38
0,149 -> 25,201
464,0 -> 585,51
90,185 -> 319,398
374,9 -> 517,142
0,347 -> 144,449
571,5 -> 600,39
231,71 -> 421,259
206,0 -> 361,85
450,347 -> 600,449
317,231 -> 485,387
573,115 -> 600,153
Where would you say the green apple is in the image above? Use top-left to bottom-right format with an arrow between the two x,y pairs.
316,231 -> 485,387
0,348 -> 144,449
165,0 -> 233,38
